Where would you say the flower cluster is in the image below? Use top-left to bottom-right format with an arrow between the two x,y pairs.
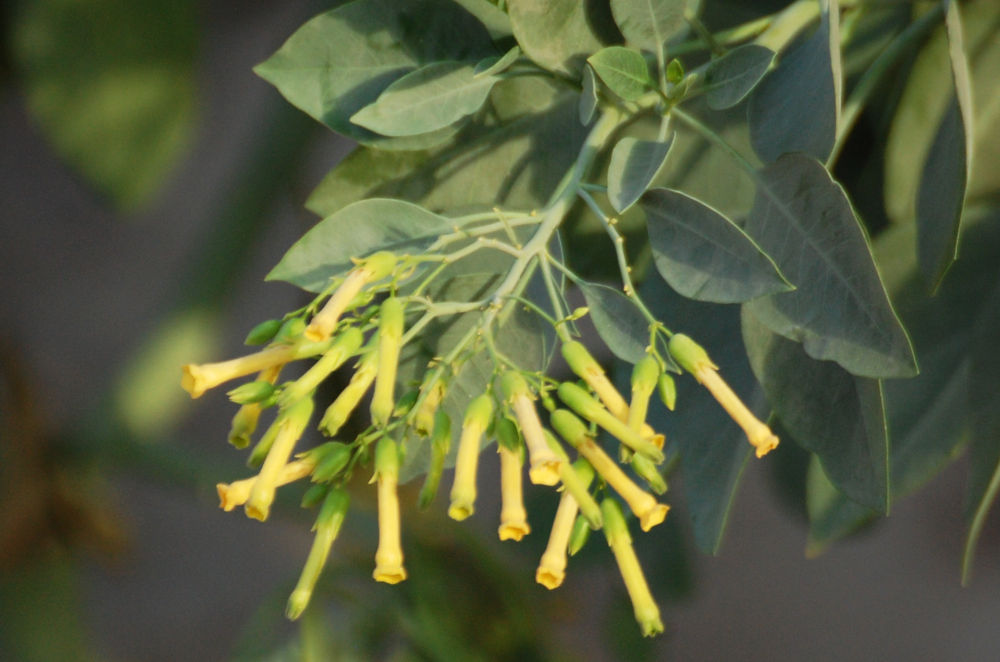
182,250 -> 778,634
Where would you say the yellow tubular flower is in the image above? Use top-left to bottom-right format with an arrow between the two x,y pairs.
373,438 -> 407,584
535,487 -> 579,590
546,437 -> 602,529
318,348 -> 378,436
551,410 -> 668,532
286,487 -> 350,620
370,297 -> 404,427
557,383 -> 664,463
449,394 -> 493,521
217,458 -> 315,512
304,251 -> 396,342
244,397 -> 314,522
669,334 -> 779,458
414,379 -> 446,436
501,373 -> 562,486
562,341 -> 630,419
182,345 -> 296,398
601,498 -> 664,637
498,443 -> 530,541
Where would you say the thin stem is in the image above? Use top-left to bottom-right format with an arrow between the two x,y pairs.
672,107 -> 758,178
539,258 -> 572,343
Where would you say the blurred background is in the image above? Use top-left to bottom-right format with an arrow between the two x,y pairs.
2,0 -> 1000,660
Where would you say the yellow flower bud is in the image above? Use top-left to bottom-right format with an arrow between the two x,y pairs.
449,394 -> 493,521
245,397 -> 314,522
501,372 -> 562,485
318,349 -> 377,436
628,355 -> 660,433
304,252 -> 396,343
601,498 -> 664,637
551,410 -> 668,532
370,298 -> 405,427
414,379 -> 446,436
498,443 -> 530,541
373,438 -> 407,584
669,334 -> 779,457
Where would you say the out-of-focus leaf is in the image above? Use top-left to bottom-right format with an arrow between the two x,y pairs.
643,187 -> 792,303
744,153 -> 917,379
609,0 -> 687,52
701,44 -> 775,110
580,64 -> 599,125
254,0 -> 495,144
267,199 -> 454,292
507,0 -> 613,76
642,274 -> 757,554
580,282 -> 651,365
748,0 -> 841,162
305,150 -> 433,218
608,136 -> 675,213
12,0 -> 198,210
474,45 -> 520,77
588,46 -> 657,101
450,0 -> 514,40
742,307 -> 889,513
350,62 -> 498,137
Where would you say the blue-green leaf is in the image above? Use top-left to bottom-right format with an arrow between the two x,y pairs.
267,199 -> 454,291
11,0 -> 198,211
580,283 -> 650,365
350,62 -> 497,137
588,46 -> 657,101
641,274 -> 755,554
916,0 -> 973,291
744,153 -> 916,379
609,0 -> 688,52
474,45 -> 521,78
701,44 -> 775,110
507,0 -> 611,76
254,0 -> 494,144
643,188 -> 792,303
450,0 -> 514,40
742,307 -> 889,513
608,136 -> 675,213
748,1 -> 841,162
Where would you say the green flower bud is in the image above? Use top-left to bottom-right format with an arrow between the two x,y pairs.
393,389 -> 420,417
318,349 -> 378,437
227,380 -> 277,405
309,442 -> 353,483
300,482 -> 329,509
495,416 -> 522,453
666,58 -> 685,84
244,318 -> 282,346
358,251 -> 397,282
668,333 -> 717,375
371,298 -> 405,426
228,404 -> 261,449
287,487 -> 350,620
418,410 -> 452,509
657,373 -> 676,411
568,513 -> 592,556
414,379 -> 445,436
274,317 -> 306,345
631,453 -> 668,495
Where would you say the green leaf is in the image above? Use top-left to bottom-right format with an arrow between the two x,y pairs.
609,0 -> 687,52
805,455 -> 873,557
350,62 -> 498,137
608,136 -> 675,213
744,153 -> 917,379
11,0 -> 198,211
742,307 -> 889,512
587,46 -> 657,101
254,0 -> 495,144
267,199 -> 454,291
579,65 -> 599,125
507,0 -> 612,76
643,188 -> 792,303
747,2 -> 841,162
474,45 -> 521,78
304,78 -> 589,215
963,282 -> 1000,583
450,0 -> 514,40
580,282 -> 651,365
915,0 -> 973,291
641,274 -> 754,554
701,44 -> 775,110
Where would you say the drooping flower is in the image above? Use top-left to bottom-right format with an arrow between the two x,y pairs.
370,297 -> 404,427
669,334 -> 779,457
372,438 -> 407,584
501,372 -> 562,485
286,487 -> 350,620
601,498 -> 664,637
536,460 -> 596,590
496,418 -> 530,541
557,382 -> 664,462
304,251 -> 396,343
244,396 -> 315,521
448,394 -> 493,521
